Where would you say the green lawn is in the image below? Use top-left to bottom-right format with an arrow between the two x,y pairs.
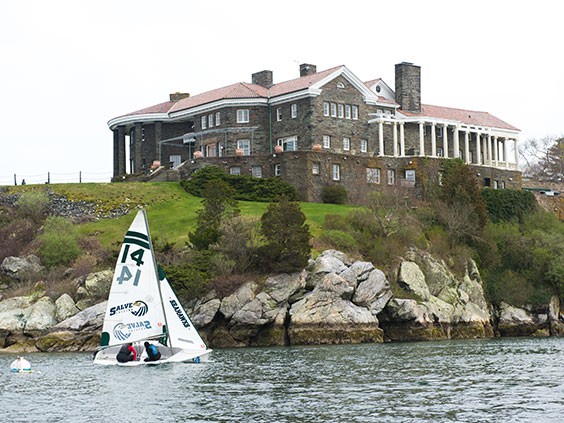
31,182 -> 360,249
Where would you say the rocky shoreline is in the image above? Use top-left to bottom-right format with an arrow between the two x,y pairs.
1,249 -> 562,353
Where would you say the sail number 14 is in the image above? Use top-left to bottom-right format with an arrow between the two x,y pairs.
117,244 -> 146,286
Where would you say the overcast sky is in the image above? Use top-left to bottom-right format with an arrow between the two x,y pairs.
1,0 -> 562,185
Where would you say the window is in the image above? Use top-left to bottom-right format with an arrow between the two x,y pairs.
237,109 -> 249,123
405,169 -> 416,182
277,136 -> 297,151
338,104 -> 344,118
352,105 -> 359,120
387,169 -> 395,185
276,107 -> 282,122
331,103 -> 337,117
337,81 -> 345,89
291,104 -> 297,118
323,135 -> 331,149
237,139 -> 251,155
345,104 -> 351,119
360,139 -> 367,153
493,180 -> 498,189
230,166 -> 241,175
251,165 -> 262,178
323,102 -> 330,116
437,147 -> 444,157
312,162 -> 320,175
274,163 -> 281,177
201,116 -> 207,129
332,164 -> 340,181
436,126 -> 443,137
208,114 -> 214,128
215,111 -> 221,126
343,137 -> 350,151
366,168 -> 380,184
205,143 -> 216,157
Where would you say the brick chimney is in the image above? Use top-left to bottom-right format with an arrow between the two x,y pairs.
300,63 -> 317,77
170,92 -> 190,101
252,70 -> 273,88
395,62 -> 421,113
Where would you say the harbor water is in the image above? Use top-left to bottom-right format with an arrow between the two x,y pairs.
1,337 -> 563,422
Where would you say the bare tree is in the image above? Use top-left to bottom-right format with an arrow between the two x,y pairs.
519,135 -> 564,181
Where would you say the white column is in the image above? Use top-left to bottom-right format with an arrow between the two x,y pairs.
431,123 -> 437,157
482,136 -> 487,165
493,136 -> 498,166
400,122 -> 405,156
393,122 -> 398,157
476,132 -> 481,165
487,134 -> 492,166
443,124 -> 449,158
419,122 -> 425,156
453,127 -> 460,158
378,121 -> 384,156
504,139 -> 509,169
464,130 -> 470,163
514,138 -> 519,168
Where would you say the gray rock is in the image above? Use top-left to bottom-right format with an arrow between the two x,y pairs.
219,281 -> 258,319
24,296 -> 57,331
398,261 -> 431,300
264,271 -> 306,303
54,301 -> 107,331
314,273 -> 355,300
352,268 -> 390,310
1,255 -> 44,280
340,261 -> 374,286
191,298 -> 221,327
0,296 -> 32,331
55,293 -> 80,322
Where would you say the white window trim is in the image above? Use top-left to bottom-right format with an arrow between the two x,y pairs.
352,105 -> 359,120
237,139 -> 251,155
276,107 -> 282,122
332,164 -> 340,181
360,139 -> 367,153
274,163 -> 281,177
330,103 -> 337,117
338,104 -> 344,118
323,102 -> 330,117
343,137 -> 350,151
291,103 -> 297,119
345,104 -> 351,119
215,111 -> 221,126
237,109 -> 249,123
366,167 -> 380,184
323,135 -> 330,149
201,116 -> 207,129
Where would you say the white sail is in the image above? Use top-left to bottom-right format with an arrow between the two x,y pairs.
99,210 -> 166,347
94,209 -> 211,366
161,276 -> 207,353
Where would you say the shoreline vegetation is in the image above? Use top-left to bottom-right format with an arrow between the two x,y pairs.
0,172 -> 563,352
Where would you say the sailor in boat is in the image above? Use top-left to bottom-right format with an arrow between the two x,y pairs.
143,342 -> 162,362
116,343 -> 138,363
11,356 -> 32,373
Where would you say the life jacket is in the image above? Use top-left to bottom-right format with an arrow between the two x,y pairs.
148,345 -> 158,357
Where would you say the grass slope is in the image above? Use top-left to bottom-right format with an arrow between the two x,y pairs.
13,182 -> 358,248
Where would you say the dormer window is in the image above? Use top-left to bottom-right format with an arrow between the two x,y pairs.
375,85 -> 381,93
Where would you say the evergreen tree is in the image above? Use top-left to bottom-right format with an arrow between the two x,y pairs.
188,179 -> 239,250
259,196 -> 311,273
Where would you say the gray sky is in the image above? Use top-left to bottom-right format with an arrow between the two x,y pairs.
1,0 -> 562,185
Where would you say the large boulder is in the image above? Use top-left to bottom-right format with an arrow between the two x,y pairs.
1,255 -> 44,280
219,281 -> 258,319
75,270 -> 113,310
55,293 -> 80,322
53,301 -> 106,331
496,302 -> 550,337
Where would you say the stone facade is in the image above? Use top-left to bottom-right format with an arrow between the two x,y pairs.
109,61 -> 521,202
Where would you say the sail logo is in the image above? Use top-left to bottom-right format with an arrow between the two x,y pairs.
113,321 -> 152,341
169,299 -> 191,328
109,300 -> 148,317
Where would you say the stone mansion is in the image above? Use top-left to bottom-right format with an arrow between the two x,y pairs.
108,62 -> 521,203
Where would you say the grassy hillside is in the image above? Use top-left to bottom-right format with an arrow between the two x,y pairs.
3,182 -> 358,249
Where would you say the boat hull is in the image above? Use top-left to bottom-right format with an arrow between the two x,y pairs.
93,344 -> 211,366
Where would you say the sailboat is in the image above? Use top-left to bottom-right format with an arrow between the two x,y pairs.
93,209 -> 211,366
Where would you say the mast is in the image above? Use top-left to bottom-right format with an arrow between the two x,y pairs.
142,209 -> 174,356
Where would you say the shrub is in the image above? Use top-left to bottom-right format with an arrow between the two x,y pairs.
321,185 -> 348,204
16,190 -> 49,222
212,215 -> 260,274
318,230 -> 358,253
482,189 -> 537,223
0,218 -> 38,262
37,216 -> 82,268
181,166 -> 297,201
323,214 -> 350,231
